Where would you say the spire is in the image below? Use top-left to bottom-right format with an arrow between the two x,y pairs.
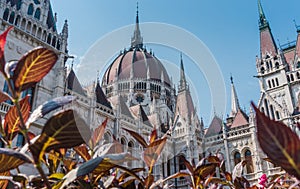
179,53 -> 187,91
258,0 -> 277,57
258,0 -> 268,29
230,76 -> 240,117
131,2 -> 143,48
62,20 -> 68,39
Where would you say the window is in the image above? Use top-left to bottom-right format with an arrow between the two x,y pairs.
271,79 -> 275,87
234,152 -> 241,165
268,80 -> 271,88
270,105 -> 275,120
275,78 -> 279,86
291,74 -> 294,81
9,11 -> 15,24
178,155 -> 186,171
275,111 -> 280,120
245,150 -> 254,174
260,67 -> 265,74
27,3 -> 34,15
3,8 -> 9,21
275,62 -> 279,69
16,133 -> 24,147
128,141 -> 134,167
297,72 -> 300,80
16,0 -> 22,10
3,81 -> 13,105
34,8 -> 41,20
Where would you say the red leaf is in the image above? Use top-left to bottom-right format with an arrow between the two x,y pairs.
91,118 -> 108,147
12,47 -> 58,94
74,144 -> 91,161
4,96 -> 30,139
0,26 -> 13,74
252,102 -> 300,180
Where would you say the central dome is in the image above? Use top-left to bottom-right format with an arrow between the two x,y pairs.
103,48 -> 171,86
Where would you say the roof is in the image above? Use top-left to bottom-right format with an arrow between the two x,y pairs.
102,48 -> 171,86
66,69 -> 85,96
129,104 -> 151,126
205,116 -> 223,137
95,82 -> 112,109
230,109 -> 249,128
175,90 -> 195,124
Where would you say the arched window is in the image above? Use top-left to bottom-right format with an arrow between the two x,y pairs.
268,80 -> 271,88
27,3 -> 34,15
128,141 -> 134,167
103,132 -> 110,144
275,111 -> 280,120
297,72 -> 300,80
3,8 -> 9,21
26,21 -> 32,33
9,11 -> 15,24
264,99 -> 270,117
245,150 -> 254,174
271,79 -> 275,87
21,18 -> 26,30
34,8 -> 41,20
14,15 -> 21,26
270,105 -> 275,120
275,78 -> 279,86
291,74 -> 294,81
287,75 -> 290,82
260,67 -> 265,74
275,62 -> 279,69
32,24 -> 37,36
167,158 -> 171,176
16,0 -> 22,10
47,33 -> 52,44
121,137 -> 126,152
178,155 -> 186,171
234,151 -> 241,165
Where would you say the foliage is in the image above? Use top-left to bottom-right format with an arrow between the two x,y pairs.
0,26 -> 299,189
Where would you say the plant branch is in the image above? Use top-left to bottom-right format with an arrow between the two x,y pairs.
36,163 -> 51,189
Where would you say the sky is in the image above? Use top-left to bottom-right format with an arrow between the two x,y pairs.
51,0 -> 300,126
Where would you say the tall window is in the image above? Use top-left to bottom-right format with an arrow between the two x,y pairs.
27,3 -> 34,15
234,151 -> 241,165
3,8 -> 9,21
34,8 -> 41,20
245,150 -> 254,174
128,141 -> 134,167
178,155 -> 186,171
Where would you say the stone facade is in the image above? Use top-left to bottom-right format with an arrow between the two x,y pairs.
0,0 -> 297,188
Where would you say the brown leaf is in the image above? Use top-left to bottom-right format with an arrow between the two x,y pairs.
144,175 -> 154,189
180,155 -> 194,174
91,118 -> 108,147
0,91 -> 10,104
224,172 -> 232,182
0,148 -> 32,173
123,128 -> 148,148
149,128 -> 157,143
0,171 -> 10,189
29,110 -> 91,163
194,163 -> 217,182
74,144 -> 91,161
12,47 -> 58,94
63,158 -> 77,172
4,96 -> 30,140
252,102 -> 300,180
207,156 -> 221,165
143,137 -> 167,170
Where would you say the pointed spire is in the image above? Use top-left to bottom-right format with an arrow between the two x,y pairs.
62,19 -> 68,39
131,2 -> 143,48
258,0 -> 268,29
230,75 -> 240,117
258,0 -> 277,57
179,53 -> 187,91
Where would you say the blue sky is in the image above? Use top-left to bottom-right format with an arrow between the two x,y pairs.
51,0 -> 300,126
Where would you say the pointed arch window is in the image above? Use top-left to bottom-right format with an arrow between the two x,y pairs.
9,12 -> 15,24
178,155 -> 186,171
245,150 -> 254,174
275,78 -> 279,86
128,141 -> 134,167
34,8 -> 41,20
120,137 -> 126,152
16,0 -> 22,10
234,151 -> 241,165
27,3 -> 34,16
3,8 -> 9,21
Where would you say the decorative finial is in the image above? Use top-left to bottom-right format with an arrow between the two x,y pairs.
136,2 -> 139,16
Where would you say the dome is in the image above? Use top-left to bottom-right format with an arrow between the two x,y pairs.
102,48 -> 171,86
